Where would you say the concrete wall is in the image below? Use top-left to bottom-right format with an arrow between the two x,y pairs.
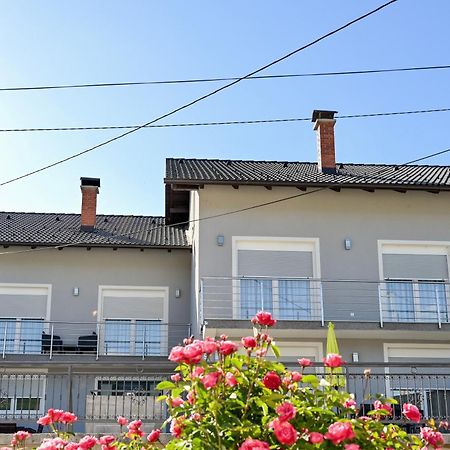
0,246 -> 191,335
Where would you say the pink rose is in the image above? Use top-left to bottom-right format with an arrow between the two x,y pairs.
47,409 -> 64,422
373,400 -> 392,415
262,371 -> 281,390
171,373 -> 182,382
183,342 -> 204,364
272,419 -> 298,446
170,418 -> 183,438
60,411 -> 77,424
298,358 -> 312,367
225,372 -> 238,387
344,445 -> 361,450
219,340 -> 238,356
309,432 -> 324,444
192,366 -> 205,378
323,353 -> 344,368
201,371 -> 221,389
65,443 -> 80,450
37,415 -> 53,426
402,403 -> 421,423
97,436 -> 115,446
238,438 -> 270,450
241,336 -> 257,348
251,311 -> 276,327
168,345 -> 185,363
117,416 -> 128,426
202,337 -> 219,354
325,421 -> 355,445
37,437 -> 67,450
127,419 -> 144,438
171,397 -> 184,407
187,390 -> 196,404
289,371 -> 302,382
420,426 -> 444,448
78,436 -> 97,450
147,429 -> 161,443
343,398 -> 357,409
276,401 -> 296,422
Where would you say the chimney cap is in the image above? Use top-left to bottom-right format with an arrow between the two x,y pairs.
311,110 -> 338,122
80,177 -> 101,188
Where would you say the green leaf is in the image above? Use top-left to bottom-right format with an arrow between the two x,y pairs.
157,394 -> 167,402
156,380 -> 176,390
302,374 -> 319,386
271,343 -> 281,358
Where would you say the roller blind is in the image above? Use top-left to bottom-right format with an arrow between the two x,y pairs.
0,295 -> 47,318
102,296 -> 164,320
238,250 -> 313,278
383,254 -> 448,280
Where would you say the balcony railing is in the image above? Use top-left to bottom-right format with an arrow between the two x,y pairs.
200,277 -> 450,327
0,364 -> 449,431
0,321 -> 190,359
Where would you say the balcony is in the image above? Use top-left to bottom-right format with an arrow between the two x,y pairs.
0,320 -> 190,359
200,277 -> 450,327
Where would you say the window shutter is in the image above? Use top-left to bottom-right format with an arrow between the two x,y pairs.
0,295 -> 47,318
383,254 -> 448,280
238,250 -> 313,278
102,296 -> 164,320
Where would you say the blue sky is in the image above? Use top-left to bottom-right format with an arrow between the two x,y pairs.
0,1 -> 449,216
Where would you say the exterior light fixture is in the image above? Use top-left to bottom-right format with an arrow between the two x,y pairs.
216,235 -> 225,246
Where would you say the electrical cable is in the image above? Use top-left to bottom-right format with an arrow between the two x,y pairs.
0,108 -> 448,133
0,0 -> 398,188
1,65 -> 448,92
1,143 -> 449,257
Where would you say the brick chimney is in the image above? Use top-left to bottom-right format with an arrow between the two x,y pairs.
80,177 -> 100,231
312,110 -> 337,174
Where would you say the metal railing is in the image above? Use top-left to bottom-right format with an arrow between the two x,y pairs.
200,277 -> 450,327
0,321 -> 191,359
0,364 -> 449,432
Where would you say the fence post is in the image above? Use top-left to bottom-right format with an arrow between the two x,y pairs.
260,280 -> 264,311
96,322 -> 100,360
49,324 -> 54,360
67,365 -> 73,418
2,322 -> 7,359
378,283 -> 384,328
435,284 -> 442,329
199,278 -> 204,330
319,281 -> 325,327
142,326 -> 146,360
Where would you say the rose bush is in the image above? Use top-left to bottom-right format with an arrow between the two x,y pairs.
4,312 -> 448,450
159,312 -> 446,449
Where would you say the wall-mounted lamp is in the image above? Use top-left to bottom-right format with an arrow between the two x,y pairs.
216,235 -> 225,246
352,352 -> 359,362
344,238 -> 352,250
73,287 -> 80,296
175,289 -> 181,298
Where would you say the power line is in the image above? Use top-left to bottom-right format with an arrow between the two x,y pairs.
0,0 -> 397,188
1,65 -> 448,92
0,107 -> 449,133
1,143 -> 449,258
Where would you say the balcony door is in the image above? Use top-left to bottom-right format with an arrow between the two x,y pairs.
381,252 -> 449,323
234,238 -> 320,321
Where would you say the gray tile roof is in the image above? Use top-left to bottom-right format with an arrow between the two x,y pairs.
0,212 -> 189,248
165,159 -> 450,190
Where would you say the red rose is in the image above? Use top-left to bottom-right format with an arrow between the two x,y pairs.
344,445 -> 361,450
202,337 -> 219,355
324,421 -> 355,445
183,342 -> 204,364
323,353 -> 344,368
238,438 -> 270,450
251,311 -> 276,327
276,401 -> 296,421
60,411 -> 77,424
309,432 -> 324,444
262,371 -> 281,390
219,340 -> 238,356
272,419 -> 298,446
241,336 -> 257,348
402,403 -> 421,423
37,415 -> 53,426
168,346 -> 185,363
147,429 -> 161,443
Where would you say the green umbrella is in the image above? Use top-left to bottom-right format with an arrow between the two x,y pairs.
325,322 -> 345,387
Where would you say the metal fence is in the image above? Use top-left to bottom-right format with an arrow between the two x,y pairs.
201,277 -> 450,327
0,364 -> 449,432
0,321 -> 190,359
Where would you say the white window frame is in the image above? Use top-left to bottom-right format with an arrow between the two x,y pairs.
377,241 -> 450,323
98,285 -> 169,356
232,237 -> 321,320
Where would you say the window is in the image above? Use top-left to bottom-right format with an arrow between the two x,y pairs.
234,239 -> 320,321
99,286 -> 168,356
0,319 -> 44,354
104,319 -> 161,356
380,248 -> 449,323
